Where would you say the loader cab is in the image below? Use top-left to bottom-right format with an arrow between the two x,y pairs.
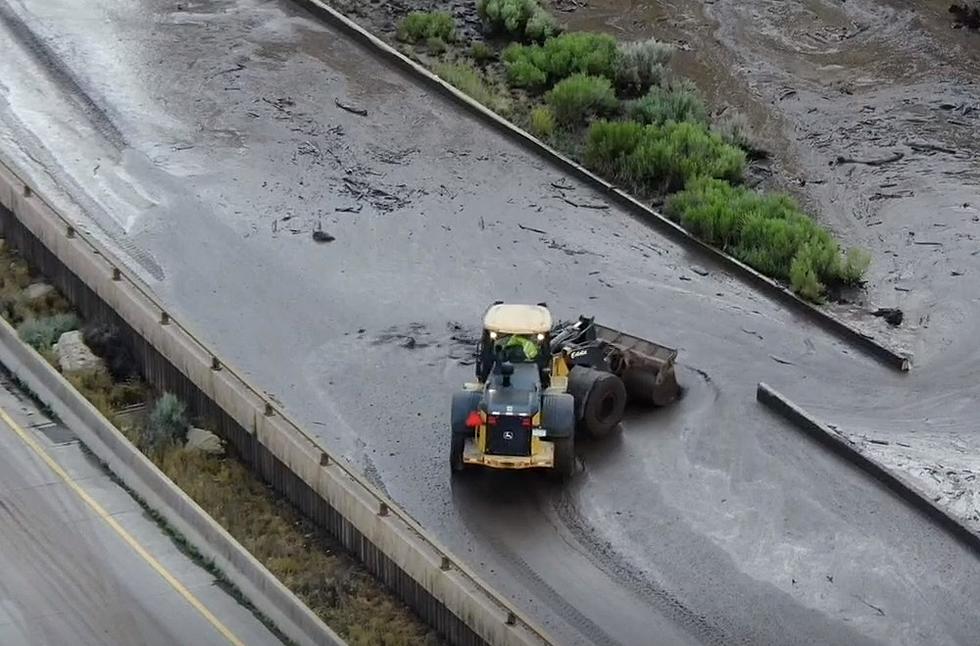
475,303 -> 553,385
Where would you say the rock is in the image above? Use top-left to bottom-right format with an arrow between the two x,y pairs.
312,230 -> 335,243
54,331 -> 105,374
185,427 -> 224,455
24,282 -> 54,301
872,307 -> 904,326
691,265 -> 710,277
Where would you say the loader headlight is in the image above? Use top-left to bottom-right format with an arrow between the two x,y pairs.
489,331 -> 497,339
536,333 -> 545,341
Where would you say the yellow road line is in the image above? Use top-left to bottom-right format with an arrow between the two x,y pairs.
0,405 -> 247,646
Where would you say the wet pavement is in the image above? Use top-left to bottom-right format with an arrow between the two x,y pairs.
1,0 -> 980,644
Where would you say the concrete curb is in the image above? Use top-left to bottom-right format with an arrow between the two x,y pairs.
756,382 -> 980,553
0,309 -> 345,646
0,161 -> 553,642
286,0 -> 911,373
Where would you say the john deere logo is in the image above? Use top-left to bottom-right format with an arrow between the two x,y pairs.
503,431 -> 514,440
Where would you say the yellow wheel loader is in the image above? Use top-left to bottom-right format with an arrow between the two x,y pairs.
450,302 -> 679,479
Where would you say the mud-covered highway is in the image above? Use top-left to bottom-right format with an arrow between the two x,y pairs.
1,0 -> 979,644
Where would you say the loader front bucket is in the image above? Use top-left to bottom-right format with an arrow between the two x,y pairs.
596,324 -> 681,406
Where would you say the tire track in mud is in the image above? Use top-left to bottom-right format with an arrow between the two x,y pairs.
0,2 -> 166,281
463,514 -> 625,646
551,366 -> 735,646
550,489 -> 736,646
0,1 -> 126,151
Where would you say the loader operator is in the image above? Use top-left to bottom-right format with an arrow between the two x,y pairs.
496,334 -> 540,363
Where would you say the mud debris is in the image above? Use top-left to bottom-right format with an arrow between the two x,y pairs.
312,230 -> 336,243
950,3 -> 980,30
335,98 -> 368,116
872,308 -> 904,326
833,152 -> 904,167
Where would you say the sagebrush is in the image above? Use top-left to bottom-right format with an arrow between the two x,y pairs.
436,62 -> 511,114
503,32 -> 619,89
585,120 -> 745,193
546,74 -> 618,125
666,178 -> 869,300
397,11 -> 454,43
615,38 -> 673,93
477,0 -> 558,41
18,313 -> 80,350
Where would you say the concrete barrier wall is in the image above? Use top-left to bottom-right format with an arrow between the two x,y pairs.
756,382 -> 980,554
0,290 -> 344,646
288,0 -> 911,373
0,163 -> 553,646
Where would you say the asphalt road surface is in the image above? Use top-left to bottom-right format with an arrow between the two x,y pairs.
1,1 -> 979,644
0,374 -> 281,646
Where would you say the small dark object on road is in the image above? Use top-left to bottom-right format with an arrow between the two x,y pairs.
335,98 -> 368,116
872,308 -> 904,326
312,230 -> 336,243
950,3 -> 980,29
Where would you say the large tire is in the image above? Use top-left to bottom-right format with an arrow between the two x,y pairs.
551,436 -> 575,479
541,392 -> 576,437
568,367 -> 627,439
451,390 -> 482,474
450,433 -> 467,473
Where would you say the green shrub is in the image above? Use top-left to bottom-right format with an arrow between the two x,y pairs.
18,313 -> 80,350
469,41 -> 496,63
397,11 -> 455,43
840,247 -> 871,284
583,120 -> 645,177
426,36 -> 448,55
504,56 -> 548,89
615,38 -> 673,93
435,63 -> 510,114
502,32 -> 619,90
477,0 -> 558,41
144,393 -> 189,453
529,106 -> 556,138
628,83 -> 708,126
525,7 -> 560,41
712,111 -> 751,149
545,74 -> 618,125
586,121 -> 744,192
665,178 -> 869,300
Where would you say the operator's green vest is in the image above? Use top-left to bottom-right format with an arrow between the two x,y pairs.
501,335 -> 539,361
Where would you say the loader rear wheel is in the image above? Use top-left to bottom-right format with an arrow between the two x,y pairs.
450,433 -> 467,474
569,367 -> 627,439
551,436 -> 575,480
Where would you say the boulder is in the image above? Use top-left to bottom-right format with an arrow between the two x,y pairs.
185,427 -> 224,456
24,283 -> 54,301
54,330 -> 105,374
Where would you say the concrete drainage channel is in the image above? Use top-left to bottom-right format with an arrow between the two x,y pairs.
756,383 -> 980,554
0,162 -> 552,645
289,0 -> 910,373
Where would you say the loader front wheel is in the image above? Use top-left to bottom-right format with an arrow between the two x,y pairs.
569,367 -> 627,439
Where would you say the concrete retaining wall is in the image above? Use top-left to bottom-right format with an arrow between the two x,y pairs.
288,0 -> 911,373
756,382 -> 980,554
0,290 -> 344,646
0,161 -> 552,645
